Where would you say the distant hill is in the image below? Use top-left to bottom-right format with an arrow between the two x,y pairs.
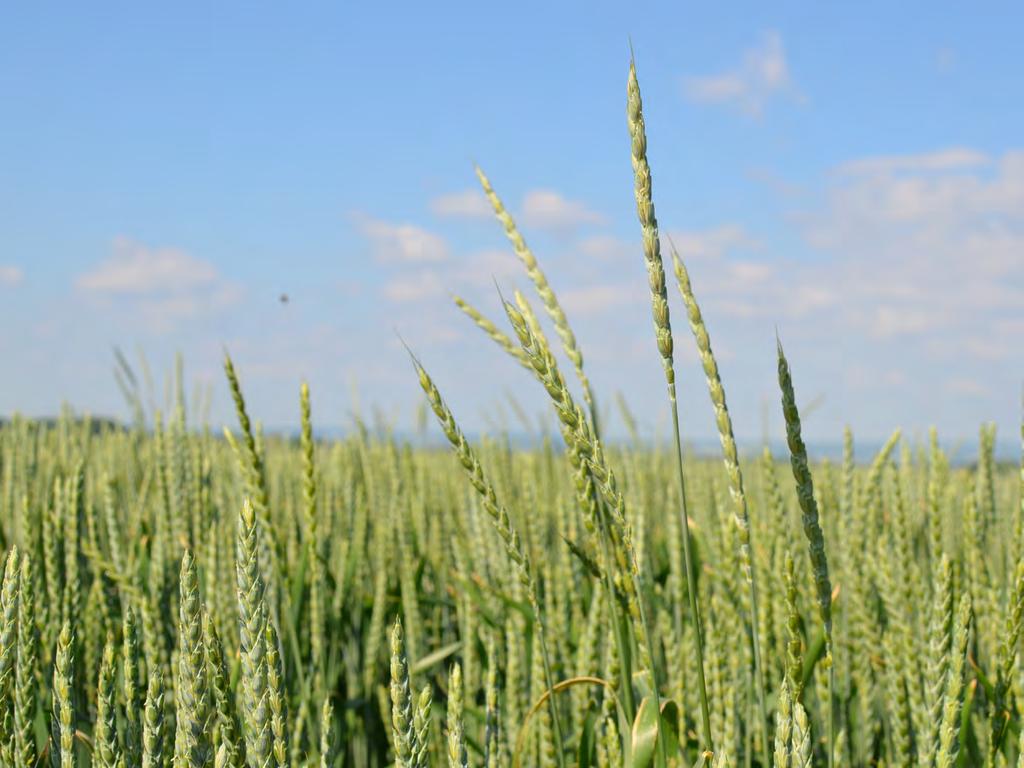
0,415 -> 128,434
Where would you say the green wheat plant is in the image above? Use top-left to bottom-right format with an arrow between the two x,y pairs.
0,51 -> 1020,768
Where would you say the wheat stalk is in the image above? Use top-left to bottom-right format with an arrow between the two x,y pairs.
776,337 -> 835,768
628,55 -> 713,755
672,245 -> 770,761
411,356 -> 566,768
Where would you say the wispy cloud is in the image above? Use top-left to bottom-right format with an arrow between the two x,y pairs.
520,190 -> 603,233
946,377 -> 988,397
77,237 -> 218,294
378,247 -> 521,309
803,149 -> 1024,273
793,147 -> 1024,349
0,265 -> 23,286
962,336 -> 1011,361
868,306 -> 945,338
432,186 -> 603,234
577,235 -> 632,262
560,283 -> 643,316
576,226 -> 762,270
665,225 -> 831,321
543,226 -> 777,320
383,271 -> 446,303
683,31 -> 798,116
354,214 -> 449,263
667,225 -> 759,261
836,148 -> 989,176
76,237 -> 240,331
430,190 -> 492,219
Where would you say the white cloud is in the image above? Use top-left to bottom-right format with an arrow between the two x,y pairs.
396,319 -> 461,345
561,283 -> 643,316
746,167 -> 804,198
963,337 -> 1011,361
667,225 -> 759,261
846,364 -> 909,391
520,190 -> 603,232
683,31 -> 798,115
793,147 -> 1024,351
431,190 -> 492,219
380,248 -> 523,308
546,225 -> 838,328
431,187 -> 604,234
77,237 -> 217,294
383,271 -> 446,303
810,151 -> 1024,241
837,148 -> 989,176
946,378 -> 988,397
578,235 -> 631,261
728,261 -> 773,285
452,248 -> 524,286
0,265 -> 23,286
354,215 -> 449,263
574,226 -> 760,269
565,227 -> 789,321
868,306 -> 945,338
76,237 -> 240,331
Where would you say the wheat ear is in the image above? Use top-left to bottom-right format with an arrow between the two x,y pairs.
776,337 -> 835,768
475,165 -> 596,421
628,54 -> 713,754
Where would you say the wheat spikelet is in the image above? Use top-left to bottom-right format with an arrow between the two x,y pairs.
672,245 -> 771,760
0,545 -> 19,764
52,620 -> 76,768
13,554 -> 37,768
390,618 -> 418,768
236,499 -> 273,768
474,165 -> 595,414
176,549 -> 213,767
319,698 -> 334,768
411,356 -> 566,767
452,295 -> 532,371
122,605 -> 142,767
916,553 -> 952,768
773,678 -> 793,768
142,665 -> 166,768
936,593 -> 972,768
300,381 -> 326,697
94,635 -> 121,768
776,339 -> 833,660
628,56 -> 714,755
627,62 -> 672,385
446,663 -> 469,768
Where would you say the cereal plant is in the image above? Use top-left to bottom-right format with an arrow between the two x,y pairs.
0,57 -> 1020,768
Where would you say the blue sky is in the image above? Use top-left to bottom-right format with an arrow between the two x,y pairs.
1,2 -> 1022,450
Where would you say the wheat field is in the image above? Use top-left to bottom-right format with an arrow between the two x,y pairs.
0,59 -> 1020,768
